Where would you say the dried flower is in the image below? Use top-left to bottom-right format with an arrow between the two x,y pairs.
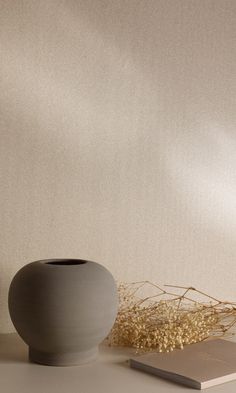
107,282 -> 236,353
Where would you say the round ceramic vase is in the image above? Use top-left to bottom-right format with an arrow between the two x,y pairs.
8,259 -> 118,366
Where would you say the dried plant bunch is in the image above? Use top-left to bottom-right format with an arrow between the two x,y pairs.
107,281 -> 236,353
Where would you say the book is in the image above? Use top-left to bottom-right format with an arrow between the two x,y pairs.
129,339 -> 236,389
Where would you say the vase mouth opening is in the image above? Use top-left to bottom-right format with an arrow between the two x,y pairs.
45,259 -> 88,266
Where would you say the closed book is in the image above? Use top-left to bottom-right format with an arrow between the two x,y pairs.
129,339 -> 236,389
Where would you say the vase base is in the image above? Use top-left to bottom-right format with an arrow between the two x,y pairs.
29,346 -> 98,366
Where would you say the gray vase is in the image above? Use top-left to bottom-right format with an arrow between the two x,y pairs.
8,259 -> 118,366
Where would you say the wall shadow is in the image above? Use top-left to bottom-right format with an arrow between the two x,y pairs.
0,333 -> 28,363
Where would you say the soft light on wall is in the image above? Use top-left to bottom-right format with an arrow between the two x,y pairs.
0,0 -> 236,332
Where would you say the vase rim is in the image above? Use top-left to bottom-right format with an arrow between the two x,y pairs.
37,259 -> 89,266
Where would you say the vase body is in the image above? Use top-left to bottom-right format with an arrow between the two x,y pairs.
8,259 -> 118,366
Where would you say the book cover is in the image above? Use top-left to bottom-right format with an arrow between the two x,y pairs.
129,339 -> 236,389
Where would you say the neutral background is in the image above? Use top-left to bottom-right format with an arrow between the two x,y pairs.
0,0 -> 236,333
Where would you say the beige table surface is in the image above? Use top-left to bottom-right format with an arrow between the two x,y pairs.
1,333 -> 236,392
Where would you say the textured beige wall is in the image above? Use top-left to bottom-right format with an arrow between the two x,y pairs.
1,0 -> 236,332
